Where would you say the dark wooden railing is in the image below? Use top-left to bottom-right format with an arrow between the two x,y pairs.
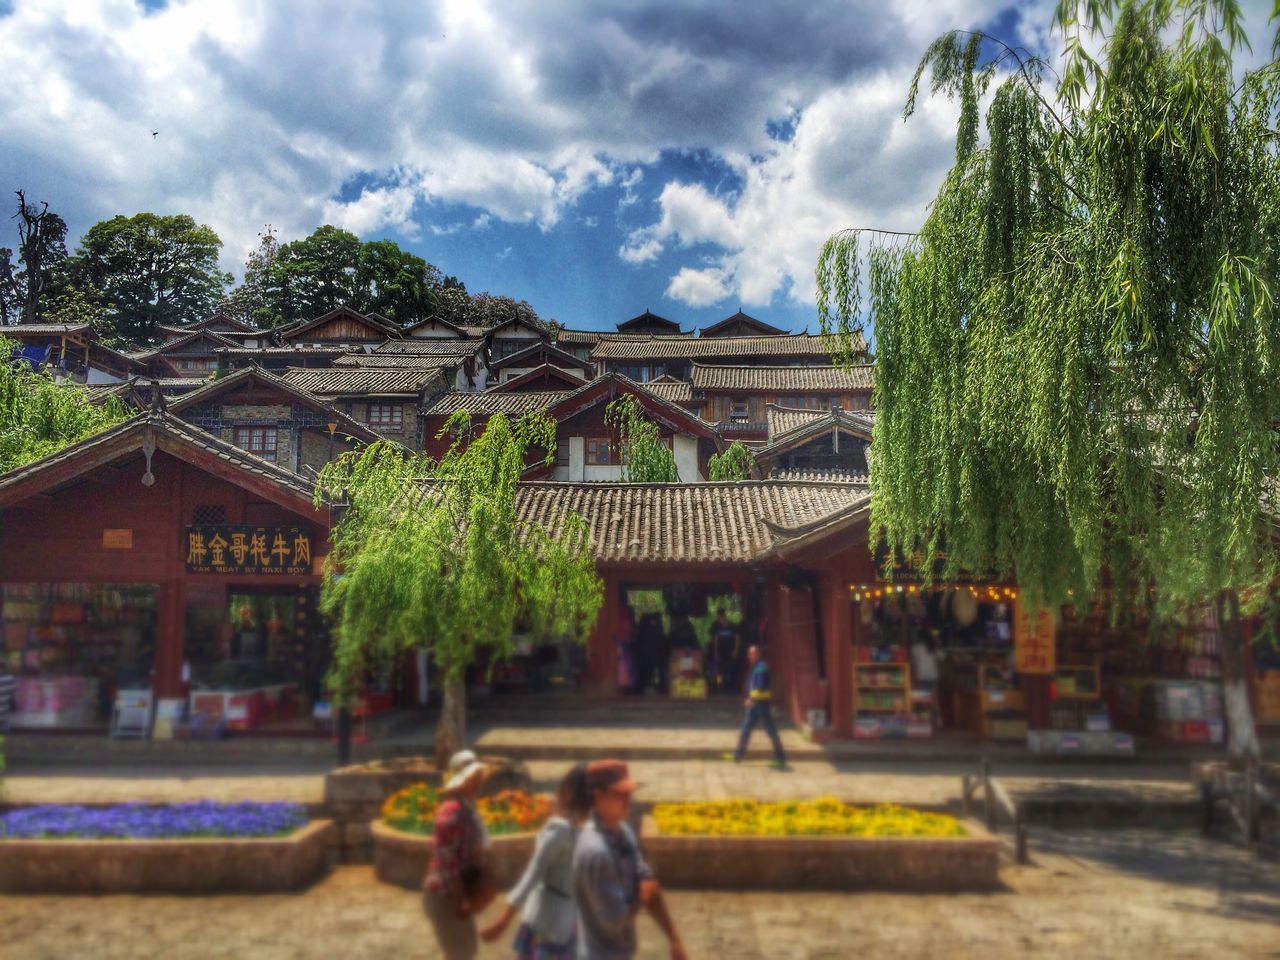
962,757 -> 1029,864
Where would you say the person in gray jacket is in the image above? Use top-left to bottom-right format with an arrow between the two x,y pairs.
572,759 -> 686,960
480,763 -> 592,960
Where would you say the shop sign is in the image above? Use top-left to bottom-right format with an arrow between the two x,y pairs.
1013,602 -> 1056,674
183,525 -> 312,575
871,540 -> 983,583
102,528 -> 133,549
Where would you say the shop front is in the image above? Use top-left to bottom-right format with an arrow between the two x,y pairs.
0,413 -> 334,736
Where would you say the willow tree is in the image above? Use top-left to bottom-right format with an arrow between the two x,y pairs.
708,441 -> 757,481
1,338 -> 129,472
606,394 -> 680,482
817,0 -> 1280,758
315,413 -> 603,766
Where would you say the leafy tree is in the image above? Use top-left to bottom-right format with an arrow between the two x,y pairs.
220,225 -> 281,329
0,337 -> 130,471
0,191 -> 69,325
466,291 -> 543,330
355,239 -> 439,325
315,414 -> 603,766
606,394 -> 679,482
708,441 -> 757,481
72,213 -> 231,346
230,225 -> 452,329
816,0 -> 1280,757
433,285 -> 473,326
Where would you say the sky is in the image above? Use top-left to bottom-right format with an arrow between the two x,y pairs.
0,0 -> 1275,334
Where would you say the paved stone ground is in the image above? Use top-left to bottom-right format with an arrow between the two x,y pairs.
3,829 -> 1278,959
2,758 -> 1197,810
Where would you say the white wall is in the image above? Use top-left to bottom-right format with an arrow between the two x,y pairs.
453,365 -> 487,392
674,435 -> 701,481
86,367 -> 124,385
584,464 -> 624,481
568,436 -> 585,481
409,322 -> 460,338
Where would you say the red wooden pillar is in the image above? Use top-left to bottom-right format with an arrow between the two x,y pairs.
826,567 -> 854,738
152,580 -> 185,699
581,569 -> 617,696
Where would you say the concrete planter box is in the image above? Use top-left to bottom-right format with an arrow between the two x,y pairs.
372,820 -> 536,890
640,816 -> 1000,891
0,819 -> 336,894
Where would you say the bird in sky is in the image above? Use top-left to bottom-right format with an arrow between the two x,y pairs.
151,130 -> 159,138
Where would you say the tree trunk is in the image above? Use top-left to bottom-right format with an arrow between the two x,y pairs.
435,673 -> 467,769
1218,591 -> 1261,762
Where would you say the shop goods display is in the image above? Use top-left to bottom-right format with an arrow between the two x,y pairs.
381,784 -> 552,836
0,802 -> 308,839
651,799 -> 967,838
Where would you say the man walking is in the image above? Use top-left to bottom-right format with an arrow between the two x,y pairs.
573,759 -> 687,960
726,645 -> 788,769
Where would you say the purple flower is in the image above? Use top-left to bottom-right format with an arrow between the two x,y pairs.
0,802 -> 307,840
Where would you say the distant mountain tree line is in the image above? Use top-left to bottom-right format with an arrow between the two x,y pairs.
0,193 -> 545,348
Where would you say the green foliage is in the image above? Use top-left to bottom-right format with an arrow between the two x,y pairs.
225,224 -> 450,329
0,337 -> 131,472
817,0 -> 1280,621
605,394 -> 679,482
465,291 -> 544,330
72,213 -> 230,347
313,413 -> 603,692
708,441 -> 757,481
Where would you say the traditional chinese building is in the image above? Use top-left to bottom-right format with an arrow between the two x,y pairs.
0,406 -> 334,732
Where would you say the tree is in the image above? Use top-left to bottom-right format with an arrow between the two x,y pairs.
220,226 -> 281,329
231,225 -> 451,329
816,0 -> 1280,758
606,394 -> 679,482
355,239 -> 439,325
708,441 -> 757,481
0,336 -> 130,471
0,191 -> 69,325
466,291 -> 544,330
73,213 -> 230,346
315,414 -> 603,766
434,285 -> 473,327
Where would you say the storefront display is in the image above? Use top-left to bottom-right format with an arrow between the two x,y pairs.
1,583 -> 156,729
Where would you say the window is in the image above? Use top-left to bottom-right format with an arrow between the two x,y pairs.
191,504 -> 227,525
235,427 -> 278,462
730,399 -> 751,421
586,438 -> 612,465
614,365 -> 648,383
493,338 -> 534,360
367,404 -> 403,428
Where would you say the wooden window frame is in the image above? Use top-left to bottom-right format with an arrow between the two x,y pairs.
367,403 -> 403,428
234,426 -> 278,462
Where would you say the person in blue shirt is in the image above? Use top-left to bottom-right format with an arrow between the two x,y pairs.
725,645 -> 788,769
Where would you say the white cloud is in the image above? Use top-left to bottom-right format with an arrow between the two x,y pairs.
618,235 -> 663,264
666,267 -> 729,307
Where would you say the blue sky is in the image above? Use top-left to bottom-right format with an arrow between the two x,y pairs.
0,1 -> 1274,333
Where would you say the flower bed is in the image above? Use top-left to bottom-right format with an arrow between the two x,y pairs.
381,785 -> 552,836
642,800 -> 998,891
0,801 -> 307,839
652,799 -> 967,838
0,803 -> 334,894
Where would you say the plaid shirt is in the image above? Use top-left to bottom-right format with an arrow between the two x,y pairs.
424,797 -> 486,893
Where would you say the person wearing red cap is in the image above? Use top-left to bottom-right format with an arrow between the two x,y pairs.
572,759 -> 686,960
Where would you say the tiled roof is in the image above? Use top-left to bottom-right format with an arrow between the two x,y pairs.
278,306 -> 401,342
692,363 -> 874,392
552,328 -> 604,345
490,341 -> 588,371
764,406 -> 875,446
512,480 -> 871,565
592,333 -> 845,361
167,366 -> 386,446
0,411 -> 315,506
282,367 -> 445,397
0,323 -> 92,336
426,392 -> 570,417
642,379 -> 694,404
371,339 -> 487,356
334,352 -> 465,368
766,405 -> 827,438
769,468 -> 870,483
217,345 -> 350,356
699,311 -> 788,338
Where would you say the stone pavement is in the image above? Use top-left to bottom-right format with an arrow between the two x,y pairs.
3,829 -> 1278,959
1,757 -> 1199,813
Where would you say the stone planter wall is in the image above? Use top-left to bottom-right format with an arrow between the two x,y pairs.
372,820 -> 537,891
324,756 -> 530,864
0,820 -> 337,894
640,816 -> 1001,891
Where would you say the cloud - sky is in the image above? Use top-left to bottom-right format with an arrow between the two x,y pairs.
0,0 -> 1273,331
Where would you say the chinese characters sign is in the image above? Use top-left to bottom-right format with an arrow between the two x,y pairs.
184,525 -> 313,575
1013,602 -> 1056,675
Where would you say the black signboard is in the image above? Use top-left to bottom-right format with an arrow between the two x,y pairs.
184,525 -> 313,575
